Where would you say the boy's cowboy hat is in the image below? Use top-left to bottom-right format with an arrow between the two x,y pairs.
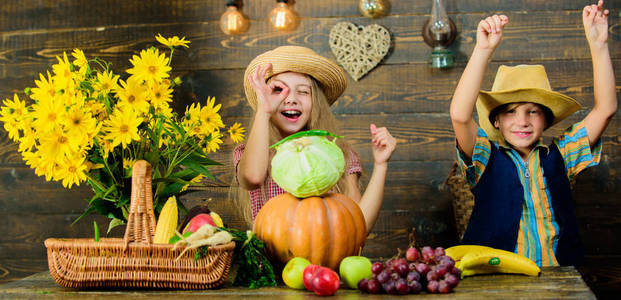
476,64 -> 582,141
244,46 -> 347,110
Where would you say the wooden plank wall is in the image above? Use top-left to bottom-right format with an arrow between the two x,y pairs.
0,0 -> 619,298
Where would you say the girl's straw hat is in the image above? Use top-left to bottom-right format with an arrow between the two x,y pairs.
476,64 -> 582,141
244,46 -> 347,110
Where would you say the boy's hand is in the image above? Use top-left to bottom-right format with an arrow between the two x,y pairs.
583,0 -> 609,48
370,124 -> 396,165
248,63 -> 289,115
475,15 -> 509,52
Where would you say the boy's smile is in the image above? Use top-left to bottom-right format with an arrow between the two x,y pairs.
494,102 -> 547,158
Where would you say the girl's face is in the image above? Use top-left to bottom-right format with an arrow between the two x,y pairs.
269,72 -> 313,137
494,102 -> 547,158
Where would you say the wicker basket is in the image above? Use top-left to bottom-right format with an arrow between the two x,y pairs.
44,160 -> 235,289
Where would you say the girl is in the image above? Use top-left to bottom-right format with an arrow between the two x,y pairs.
233,46 -> 396,232
449,1 -> 616,266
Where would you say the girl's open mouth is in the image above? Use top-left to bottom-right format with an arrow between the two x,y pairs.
281,110 -> 301,122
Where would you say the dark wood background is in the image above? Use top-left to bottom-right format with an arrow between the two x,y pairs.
0,0 -> 619,298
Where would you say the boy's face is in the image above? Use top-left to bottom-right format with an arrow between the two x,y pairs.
269,72 -> 313,137
494,102 -> 547,157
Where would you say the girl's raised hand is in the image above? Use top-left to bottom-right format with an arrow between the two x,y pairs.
583,0 -> 609,48
475,14 -> 508,52
370,124 -> 397,165
248,63 -> 290,115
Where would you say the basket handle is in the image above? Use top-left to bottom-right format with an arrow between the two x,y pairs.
123,160 -> 157,250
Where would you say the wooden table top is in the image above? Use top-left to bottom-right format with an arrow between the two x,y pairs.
0,267 -> 595,299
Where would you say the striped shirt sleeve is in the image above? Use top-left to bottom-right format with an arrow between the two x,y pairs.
553,120 -> 602,181
456,127 -> 492,187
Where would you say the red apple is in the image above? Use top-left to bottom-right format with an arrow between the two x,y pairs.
183,213 -> 215,233
303,264 -> 321,291
309,267 -> 340,296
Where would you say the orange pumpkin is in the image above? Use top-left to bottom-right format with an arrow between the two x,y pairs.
253,192 -> 367,270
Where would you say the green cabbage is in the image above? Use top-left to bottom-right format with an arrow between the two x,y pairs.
271,135 -> 345,198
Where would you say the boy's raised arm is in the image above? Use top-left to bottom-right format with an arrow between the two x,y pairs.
450,15 -> 508,160
582,0 -> 617,147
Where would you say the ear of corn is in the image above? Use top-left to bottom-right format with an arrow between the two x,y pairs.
154,196 -> 178,244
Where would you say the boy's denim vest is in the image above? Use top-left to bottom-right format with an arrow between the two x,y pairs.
461,142 -> 584,266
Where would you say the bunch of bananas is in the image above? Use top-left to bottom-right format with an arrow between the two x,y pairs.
445,245 -> 540,278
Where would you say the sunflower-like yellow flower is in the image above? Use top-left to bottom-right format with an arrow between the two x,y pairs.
181,102 -> 201,135
86,100 -> 108,121
96,136 -> 115,159
52,52 -> 76,91
204,131 -> 223,153
0,94 -> 26,118
30,71 -> 57,102
155,34 -> 191,48
31,97 -> 65,133
116,76 -> 150,114
181,174 -> 204,192
71,49 -> 88,76
61,106 -> 98,147
199,97 -> 224,135
228,122 -> 246,143
104,107 -> 142,149
123,157 -> 137,170
126,48 -> 171,83
55,155 -> 88,188
94,70 -> 120,97
22,150 -> 54,181
148,80 -> 173,109
38,128 -> 81,165
18,127 -> 37,153
0,94 -> 27,141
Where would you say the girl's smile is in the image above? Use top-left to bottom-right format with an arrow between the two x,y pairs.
269,72 -> 313,137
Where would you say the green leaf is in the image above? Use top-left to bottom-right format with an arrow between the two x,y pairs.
169,231 -> 193,244
166,119 -> 186,136
187,152 -> 221,166
93,221 -> 100,242
107,218 -> 125,234
159,182 -> 185,199
171,168 -> 200,181
91,198 -> 124,220
179,160 -> 215,180
153,176 -> 190,185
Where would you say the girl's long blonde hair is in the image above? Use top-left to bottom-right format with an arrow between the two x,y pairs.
230,75 -> 360,227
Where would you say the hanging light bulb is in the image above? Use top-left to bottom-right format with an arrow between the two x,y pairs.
422,0 -> 456,68
269,0 -> 299,32
359,0 -> 390,18
220,0 -> 249,35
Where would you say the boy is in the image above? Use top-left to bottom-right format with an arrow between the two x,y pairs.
449,1 -> 616,266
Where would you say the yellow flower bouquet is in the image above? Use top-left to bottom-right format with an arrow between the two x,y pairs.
0,35 -> 245,232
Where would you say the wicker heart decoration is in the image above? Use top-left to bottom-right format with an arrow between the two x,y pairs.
329,22 -> 391,81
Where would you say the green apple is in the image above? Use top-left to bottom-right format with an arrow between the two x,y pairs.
339,256 -> 373,289
282,257 -> 311,289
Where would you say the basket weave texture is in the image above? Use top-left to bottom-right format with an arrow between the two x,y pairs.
44,160 -> 235,289
445,161 -> 475,240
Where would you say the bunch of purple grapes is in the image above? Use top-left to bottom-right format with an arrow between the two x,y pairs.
358,246 -> 461,295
